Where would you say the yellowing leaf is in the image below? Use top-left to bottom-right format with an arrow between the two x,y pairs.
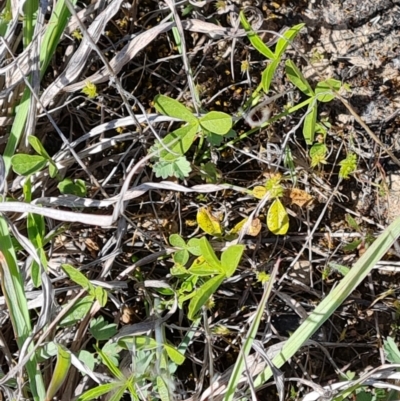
253,186 -> 267,199
267,199 -> 289,235
197,208 -> 222,236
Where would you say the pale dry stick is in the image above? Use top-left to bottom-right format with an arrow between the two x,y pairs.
0,201 -> 115,226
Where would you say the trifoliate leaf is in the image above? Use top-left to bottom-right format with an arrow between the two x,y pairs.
153,157 -> 192,179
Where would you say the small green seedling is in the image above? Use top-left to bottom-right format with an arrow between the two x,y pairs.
342,214 -> 375,253
169,236 -> 244,320
60,264 -> 108,327
253,174 -> 289,235
240,14 -> 352,174
11,135 -> 59,178
285,60 -> 347,145
81,81 -> 98,98
151,94 -> 232,179
339,153 -> 357,179
58,178 -> 87,197
239,11 -> 305,93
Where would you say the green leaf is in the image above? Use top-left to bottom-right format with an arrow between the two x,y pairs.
309,143 -> 327,167
28,136 -> 51,159
206,132 -> 224,146
188,257 -> 222,276
0,217 -> 45,399
221,245 -> 245,278
169,234 -> 186,248
187,238 -> 202,256
275,23 -> 305,58
170,264 -> 188,276
132,336 -> 157,350
159,122 -> 198,161
61,264 -> 93,292
199,111 -> 232,135
285,60 -> 314,96
78,350 -> 96,372
60,296 -> 94,327
345,214 -> 361,232
23,175 -> 32,202
11,154 -> 47,176
173,249 -> 189,265
96,345 -> 124,380
164,344 -> 185,365
153,156 -> 192,179
384,337 -> 400,364
188,274 -> 225,320
157,376 -> 171,401
283,146 -> 297,185
94,286 -> 108,307
154,94 -> 197,123
267,199 -> 289,235
89,316 -> 117,341
342,239 -> 362,252
58,178 -> 87,197
45,343 -> 71,401
239,11 -> 275,60
101,342 -> 122,368
48,162 -> 58,178
303,103 -> 317,145
261,58 -> 280,93
76,383 -> 119,401
199,237 -> 221,270
328,262 -> 350,276
339,153 -> 357,179
315,78 -> 342,102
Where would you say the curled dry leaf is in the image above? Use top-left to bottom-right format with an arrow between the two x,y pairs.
288,188 -> 314,208
231,217 -> 262,237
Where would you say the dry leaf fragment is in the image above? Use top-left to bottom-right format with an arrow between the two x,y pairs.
247,218 -> 262,236
289,188 -> 313,208
231,218 -> 262,236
